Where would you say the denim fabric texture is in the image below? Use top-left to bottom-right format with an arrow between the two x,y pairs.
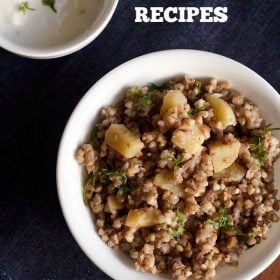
0,1 -> 279,279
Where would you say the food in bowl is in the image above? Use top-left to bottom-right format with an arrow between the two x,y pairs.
0,0 -> 102,47
0,0 -> 118,58
75,76 -> 280,279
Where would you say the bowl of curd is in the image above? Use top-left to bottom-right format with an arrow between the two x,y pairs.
0,0 -> 119,59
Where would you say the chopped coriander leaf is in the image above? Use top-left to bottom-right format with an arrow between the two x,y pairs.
264,123 -> 280,132
172,226 -> 185,239
236,228 -> 255,245
135,92 -> 155,108
188,106 -> 206,115
101,168 -> 127,184
148,82 -> 171,91
250,124 -> 280,166
208,208 -> 232,230
172,154 -> 184,169
117,184 -> 130,195
248,231 -> 255,238
100,169 -> 130,195
83,174 -> 96,206
171,154 -> 184,177
129,86 -> 155,109
90,126 -> 100,148
208,220 -> 219,230
19,2 -> 35,12
42,0 -> 57,13
170,209 -> 187,239
218,208 -> 233,230
99,172 -> 110,184
176,209 -> 186,225
250,135 -> 267,166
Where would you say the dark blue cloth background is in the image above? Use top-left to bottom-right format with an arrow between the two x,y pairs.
0,1 -> 279,279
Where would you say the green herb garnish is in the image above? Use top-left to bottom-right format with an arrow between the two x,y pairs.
176,209 -> 187,225
42,0 -> 57,13
148,82 -> 171,91
101,169 -> 127,183
209,210 -> 256,245
264,124 -> 280,132
172,227 -> 185,239
208,208 -> 232,230
188,106 -> 206,115
101,169 -> 130,195
128,86 -> 155,109
171,154 -> 184,177
83,174 -> 96,206
250,124 -> 280,166
250,135 -> 268,166
136,92 -> 155,109
116,184 -> 130,195
90,126 -> 100,148
236,228 -> 255,245
172,209 -> 187,239
19,2 -> 35,12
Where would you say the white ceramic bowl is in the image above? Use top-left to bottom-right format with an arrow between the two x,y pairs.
57,50 -> 280,280
0,0 -> 118,59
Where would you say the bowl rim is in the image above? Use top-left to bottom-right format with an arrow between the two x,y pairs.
56,49 -> 280,280
0,0 -> 119,59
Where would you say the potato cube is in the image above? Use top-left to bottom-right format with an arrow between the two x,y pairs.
172,123 -> 205,154
160,90 -> 187,116
105,124 -> 144,158
209,139 -> 241,173
153,170 -> 185,197
125,208 -> 162,228
105,195 -> 124,213
215,162 -> 246,182
206,94 -> 236,129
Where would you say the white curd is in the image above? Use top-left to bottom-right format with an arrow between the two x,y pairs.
0,0 -> 102,48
